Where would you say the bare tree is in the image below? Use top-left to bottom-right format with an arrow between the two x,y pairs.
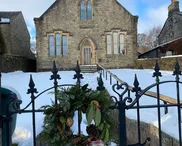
30,37 -> 36,54
138,25 -> 162,50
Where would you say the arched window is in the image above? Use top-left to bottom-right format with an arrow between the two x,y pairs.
80,0 -> 93,20
87,0 -> 92,20
80,0 -> 86,20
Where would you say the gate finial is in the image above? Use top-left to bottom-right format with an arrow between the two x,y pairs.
153,60 -> 162,82
73,60 -> 83,85
173,59 -> 181,81
50,61 -> 61,87
97,73 -> 105,91
27,75 -> 38,95
132,74 -> 141,93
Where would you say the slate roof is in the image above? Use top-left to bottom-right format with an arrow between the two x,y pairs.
0,11 -> 21,22
138,36 -> 182,58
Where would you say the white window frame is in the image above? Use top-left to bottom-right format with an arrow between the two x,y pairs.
48,32 -> 69,57
105,31 -> 127,55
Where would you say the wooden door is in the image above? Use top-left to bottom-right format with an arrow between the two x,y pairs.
84,48 -> 91,65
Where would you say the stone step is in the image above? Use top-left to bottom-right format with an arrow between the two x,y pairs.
80,65 -> 98,73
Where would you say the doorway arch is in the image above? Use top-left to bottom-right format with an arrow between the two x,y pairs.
79,37 -> 96,65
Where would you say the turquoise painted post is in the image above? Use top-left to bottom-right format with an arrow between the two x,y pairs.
0,88 -> 17,146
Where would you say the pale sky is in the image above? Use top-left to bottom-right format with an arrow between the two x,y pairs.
0,0 -> 181,40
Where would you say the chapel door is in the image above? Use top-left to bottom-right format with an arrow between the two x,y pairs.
84,48 -> 91,65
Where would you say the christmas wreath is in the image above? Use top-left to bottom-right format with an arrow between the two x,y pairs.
40,83 -> 117,146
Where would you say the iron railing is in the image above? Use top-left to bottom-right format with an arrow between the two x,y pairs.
1,60 -> 182,146
107,60 -> 182,146
97,63 -> 182,115
1,61 -> 88,146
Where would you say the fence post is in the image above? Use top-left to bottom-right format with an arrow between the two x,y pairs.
27,75 -> 38,146
119,101 -> 127,146
50,61 -> 61,105
73,61 -> 84,135
106,71 -> 107,80
110,75 -> 112,85
173,60 -> 182,146
163,101 -> 168,114
153,61 -> 162,146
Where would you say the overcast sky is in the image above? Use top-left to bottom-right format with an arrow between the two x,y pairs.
0,0 -> 181,40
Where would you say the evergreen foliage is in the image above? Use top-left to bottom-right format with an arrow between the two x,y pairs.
40,84 -> 116,146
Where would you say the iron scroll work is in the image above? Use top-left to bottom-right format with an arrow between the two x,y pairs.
109,60 -> 182,146
1,60 -> 182,146
1,61 -> 85,146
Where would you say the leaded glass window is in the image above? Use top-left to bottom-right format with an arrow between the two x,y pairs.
49,36 -> 55,56
87,1 -> 92,20
80,0 -> 92,20
48,33 -> 68,57
62,35 -> 67,56
120,34 -> 125,54
106,35 -> 112,54
81,0 -> 86,20
56,33 -> 61,56
105,32 -> 126,55
113,32 -> 118,55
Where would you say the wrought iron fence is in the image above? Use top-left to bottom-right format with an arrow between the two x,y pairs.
0,60 -> 89,146
104,60 -> 182,146
0,60 -> 182,146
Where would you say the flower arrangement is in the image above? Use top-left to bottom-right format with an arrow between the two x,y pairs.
40,84 -> 117,146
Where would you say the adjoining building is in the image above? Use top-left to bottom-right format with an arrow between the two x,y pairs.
0,11 -> 36,72
139,0 -> 182,59
34,0 -> 138,71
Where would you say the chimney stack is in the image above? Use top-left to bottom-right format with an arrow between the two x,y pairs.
168,0 -> 180,16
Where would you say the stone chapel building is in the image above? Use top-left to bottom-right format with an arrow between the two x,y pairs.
34,0 -> 138,71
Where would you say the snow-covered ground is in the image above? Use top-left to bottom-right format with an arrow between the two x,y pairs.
1,69 -> 182,145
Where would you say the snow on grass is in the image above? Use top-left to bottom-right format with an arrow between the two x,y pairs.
1,69 -> 182,145
2,71 -> 99,146
102,69 -> 182,140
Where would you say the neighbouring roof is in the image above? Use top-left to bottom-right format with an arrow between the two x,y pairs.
158,12 -> 182,38
139,36 -> 182,58
0,11 -> 21,23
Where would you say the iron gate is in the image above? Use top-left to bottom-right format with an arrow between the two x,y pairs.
98,60 -> 182,146
0,60 -> 182,146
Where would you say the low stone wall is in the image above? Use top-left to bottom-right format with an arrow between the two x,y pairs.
126,117 -> 179,146
112,110 -> 179,146
136,56 -> 182,71
1,54 -> 36,72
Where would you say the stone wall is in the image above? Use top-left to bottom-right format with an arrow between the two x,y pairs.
0,24 -> 11,54
136,56 -> 182,71
0,12 -> 35,60
126,117 -> 179,146
1,54 -> 36,72
10,13 -> 33,59
113,110 -> 179,146
35,0 -> 138,71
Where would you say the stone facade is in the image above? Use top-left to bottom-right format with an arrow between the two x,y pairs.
158,0 -> 182,46
126,117 -> 179,146
1,54 -> 36,72
34,0 -> 138,71
139,0 -> 182,59
0,11 -> 35,72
